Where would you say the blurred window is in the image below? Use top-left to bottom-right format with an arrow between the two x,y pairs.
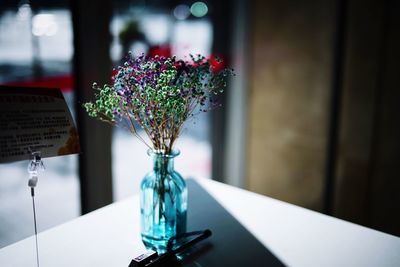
0,3 -> 80,248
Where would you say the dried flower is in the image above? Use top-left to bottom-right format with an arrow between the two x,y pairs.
83,53 -> 234,154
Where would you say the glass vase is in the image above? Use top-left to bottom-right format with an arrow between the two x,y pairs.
140,149 -> 187,252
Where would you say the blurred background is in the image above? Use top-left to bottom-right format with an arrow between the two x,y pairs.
0,0 -> 399,248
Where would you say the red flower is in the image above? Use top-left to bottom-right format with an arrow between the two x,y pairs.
208,54 -> 226,73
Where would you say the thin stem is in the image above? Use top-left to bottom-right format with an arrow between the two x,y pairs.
124,108 -> 152,149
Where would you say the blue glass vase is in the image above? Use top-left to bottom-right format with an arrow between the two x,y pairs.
140,149 -> 187,252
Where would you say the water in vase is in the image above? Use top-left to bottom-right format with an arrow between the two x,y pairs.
140,150 -> 187,252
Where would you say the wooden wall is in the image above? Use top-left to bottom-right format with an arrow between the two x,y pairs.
245,0 -> 400,235
247,0 -> 334,211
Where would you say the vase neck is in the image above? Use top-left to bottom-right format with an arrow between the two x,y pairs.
149,149 -> 180,176
153,155 -> 175,174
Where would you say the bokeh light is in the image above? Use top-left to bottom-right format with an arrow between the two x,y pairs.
190,2 -> 208,18
173,4 -> 191,20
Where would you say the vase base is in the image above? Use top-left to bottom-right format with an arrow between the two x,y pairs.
141,234 -> 169,253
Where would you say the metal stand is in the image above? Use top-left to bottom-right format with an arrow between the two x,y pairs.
28,151 -> 45,267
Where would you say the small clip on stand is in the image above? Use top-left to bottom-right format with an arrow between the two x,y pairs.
28,151 -> 45,267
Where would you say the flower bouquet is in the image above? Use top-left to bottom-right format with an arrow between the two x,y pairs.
83,53 -> 233,251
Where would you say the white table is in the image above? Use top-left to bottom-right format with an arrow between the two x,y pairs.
1,178 -> 400,267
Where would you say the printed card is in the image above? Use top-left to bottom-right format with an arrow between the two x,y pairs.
0,86 -> 80,163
